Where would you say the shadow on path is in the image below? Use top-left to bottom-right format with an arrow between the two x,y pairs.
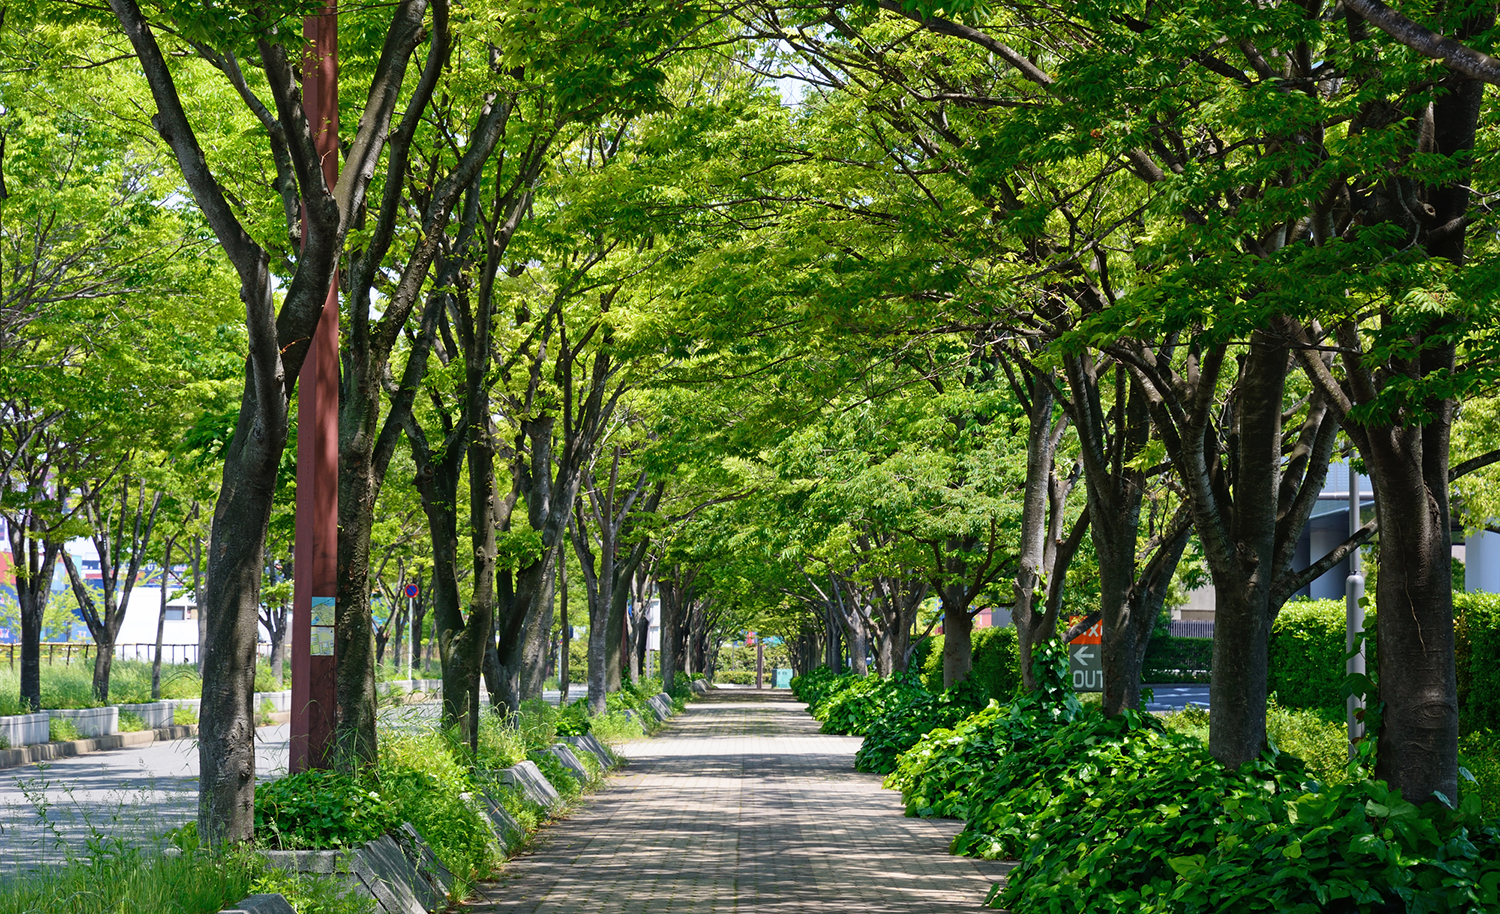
469,690 -> 1007,913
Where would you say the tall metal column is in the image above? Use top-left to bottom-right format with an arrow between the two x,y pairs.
290,1 -> 339,773
1346,463 -> 1366,756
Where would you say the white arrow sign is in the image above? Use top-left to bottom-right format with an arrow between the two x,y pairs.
1072,646 -> 1095,664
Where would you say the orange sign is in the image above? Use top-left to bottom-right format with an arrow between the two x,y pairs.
1067,616 -> 1102,645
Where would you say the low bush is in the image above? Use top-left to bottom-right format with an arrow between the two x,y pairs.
1142,636 -> 1213,683
854,679 -> 988,774
916,628 -> 1021,701
973,714 -> 1500,913
49,717 -> 81,742
555,699 -> 591,737
714,669 -> 755,684
590,709 -> 646,744
1458,593 -> 1500,735
528,749 -> 582,800
789,667 -> 859,711
173,706 -> 198,725
815,672 -> 926,736
377,728 -> 499,888
1461,729 -> 1500,819
117,711 -> 146,732
890,643 -> 1083,822
0,844 -> 369,914
253,769 -> 397,850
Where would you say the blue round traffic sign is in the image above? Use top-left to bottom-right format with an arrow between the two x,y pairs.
404,583 -> 419,598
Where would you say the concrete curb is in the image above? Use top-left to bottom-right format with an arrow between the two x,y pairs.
0,715 -> 284,771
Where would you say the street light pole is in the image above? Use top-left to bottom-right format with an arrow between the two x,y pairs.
1346,462 -> 1367,757
290,0 -> 339,773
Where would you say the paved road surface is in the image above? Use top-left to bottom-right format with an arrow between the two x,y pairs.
469,690 -> 1008,914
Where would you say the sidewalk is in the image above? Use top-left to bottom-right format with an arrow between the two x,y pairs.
470,690 -> 1006,913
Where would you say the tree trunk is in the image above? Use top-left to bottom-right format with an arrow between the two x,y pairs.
11,534 -> 60,713
520,560 -> 555,700
941,588 -> 973,688
152,538 -> 174,700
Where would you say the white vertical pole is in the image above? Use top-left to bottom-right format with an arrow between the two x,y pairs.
405,596 -> 413,683
1346,464 -> 1366,756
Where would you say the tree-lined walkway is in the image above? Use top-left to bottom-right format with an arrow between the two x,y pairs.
472,690 -> 1007,913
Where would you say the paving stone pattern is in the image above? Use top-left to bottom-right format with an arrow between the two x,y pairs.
472,691 -> 1007,913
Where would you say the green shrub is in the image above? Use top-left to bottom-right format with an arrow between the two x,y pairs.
516,698 -> 559,752
173,706 -> 198,725
714,669 -> 755,684
589,709 -> 645,744
969,626 -> 1021,701
1265,701 -> 1350,785
475,711 -> 528,770
0,846 -> 364,914
527,749 -> 582,800
1142,635 -> 1213,683
117,711 -> 146,733
815,673 -> 927,736
916,628 -> 1020,701
49,716 -> 81,742
1461,729 -> 1500,819
854,678 -> 988,775
556,699 -> 591,737
251,865 -> 374,914
1457,592 -> 1500,735
377,728 -> 500,887
0,690 -> 25,716
1268,599 -> 1361,712
982,721 -> 1500,914
254,769 -> 397,850
890,642 -> 1082,821
253,659 -> 285,693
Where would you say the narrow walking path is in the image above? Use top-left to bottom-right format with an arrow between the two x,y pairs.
470,690 -> 1006,913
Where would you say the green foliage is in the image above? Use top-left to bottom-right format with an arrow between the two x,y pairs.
250,865 -> 375,914
516,698 -> 560,751
1460,730 -> 1500,820
589,709 -> 646,744
854,678 -> 989,774
253,769 -> 397,850
556,699 -> 591,737
986,724 -> 1500,914
916,629 -> 1021,701
117,710 -> 146,732
377,728 -> 500,886
889,641 -> 1082,820
969,627 -> 1021,702
1457,593 -> 1500,735
0,845 -> 270,914
528,749 -> 583,800
49,717 -> 81,742
815,672 -> 927,736
1142,636 -> 1213,684
253,660 -> 285,694
173,706 -> 199,725
0,691 -> 25,717
1268,600 -> 1364,712
789,667 -> 859,710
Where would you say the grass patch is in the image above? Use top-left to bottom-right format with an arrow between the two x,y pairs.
48,717 -> 81,742
0,844 -> 367,914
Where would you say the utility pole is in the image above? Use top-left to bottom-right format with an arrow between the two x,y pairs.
290,0 -> 339,773
1346,461 -> 1366,757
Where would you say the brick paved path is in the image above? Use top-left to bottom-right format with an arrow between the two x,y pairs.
470,690 -> 1007,913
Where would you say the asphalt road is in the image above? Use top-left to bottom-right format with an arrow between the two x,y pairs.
1143,684 -> 1211,712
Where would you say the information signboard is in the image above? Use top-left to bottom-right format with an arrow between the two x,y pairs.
1067,616 -> 1103,692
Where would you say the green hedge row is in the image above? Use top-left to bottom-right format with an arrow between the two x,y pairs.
912,626 -> 1020,701
1141,636 -> 1212,683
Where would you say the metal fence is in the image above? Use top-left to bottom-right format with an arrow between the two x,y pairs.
1168,621 -> 1215,639
0,642 -> 274,668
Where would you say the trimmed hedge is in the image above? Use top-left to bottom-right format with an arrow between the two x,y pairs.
915,627 -> 1020,701
1141,636 -> 1212,683
1458,593 -> 1500,735
1267,599 -> 1366,711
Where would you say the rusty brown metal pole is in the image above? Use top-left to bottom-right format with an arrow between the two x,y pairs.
290,0 -> 339,773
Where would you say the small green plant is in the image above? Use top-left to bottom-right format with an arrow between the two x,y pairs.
254,769 -> 398,850
516,698 -> 559,751
117,711 -> 146,733
255,697 -> 276,726
173,706 -> 198,725
527,749 -> 581,799
589,709 -> 645,744
0,734 -> 10,750
251,865 -> 375,914
0,691 -> 25,716
49,717 -> 81,742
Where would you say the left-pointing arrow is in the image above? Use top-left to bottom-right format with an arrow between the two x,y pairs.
1072,646 -> 1095,664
